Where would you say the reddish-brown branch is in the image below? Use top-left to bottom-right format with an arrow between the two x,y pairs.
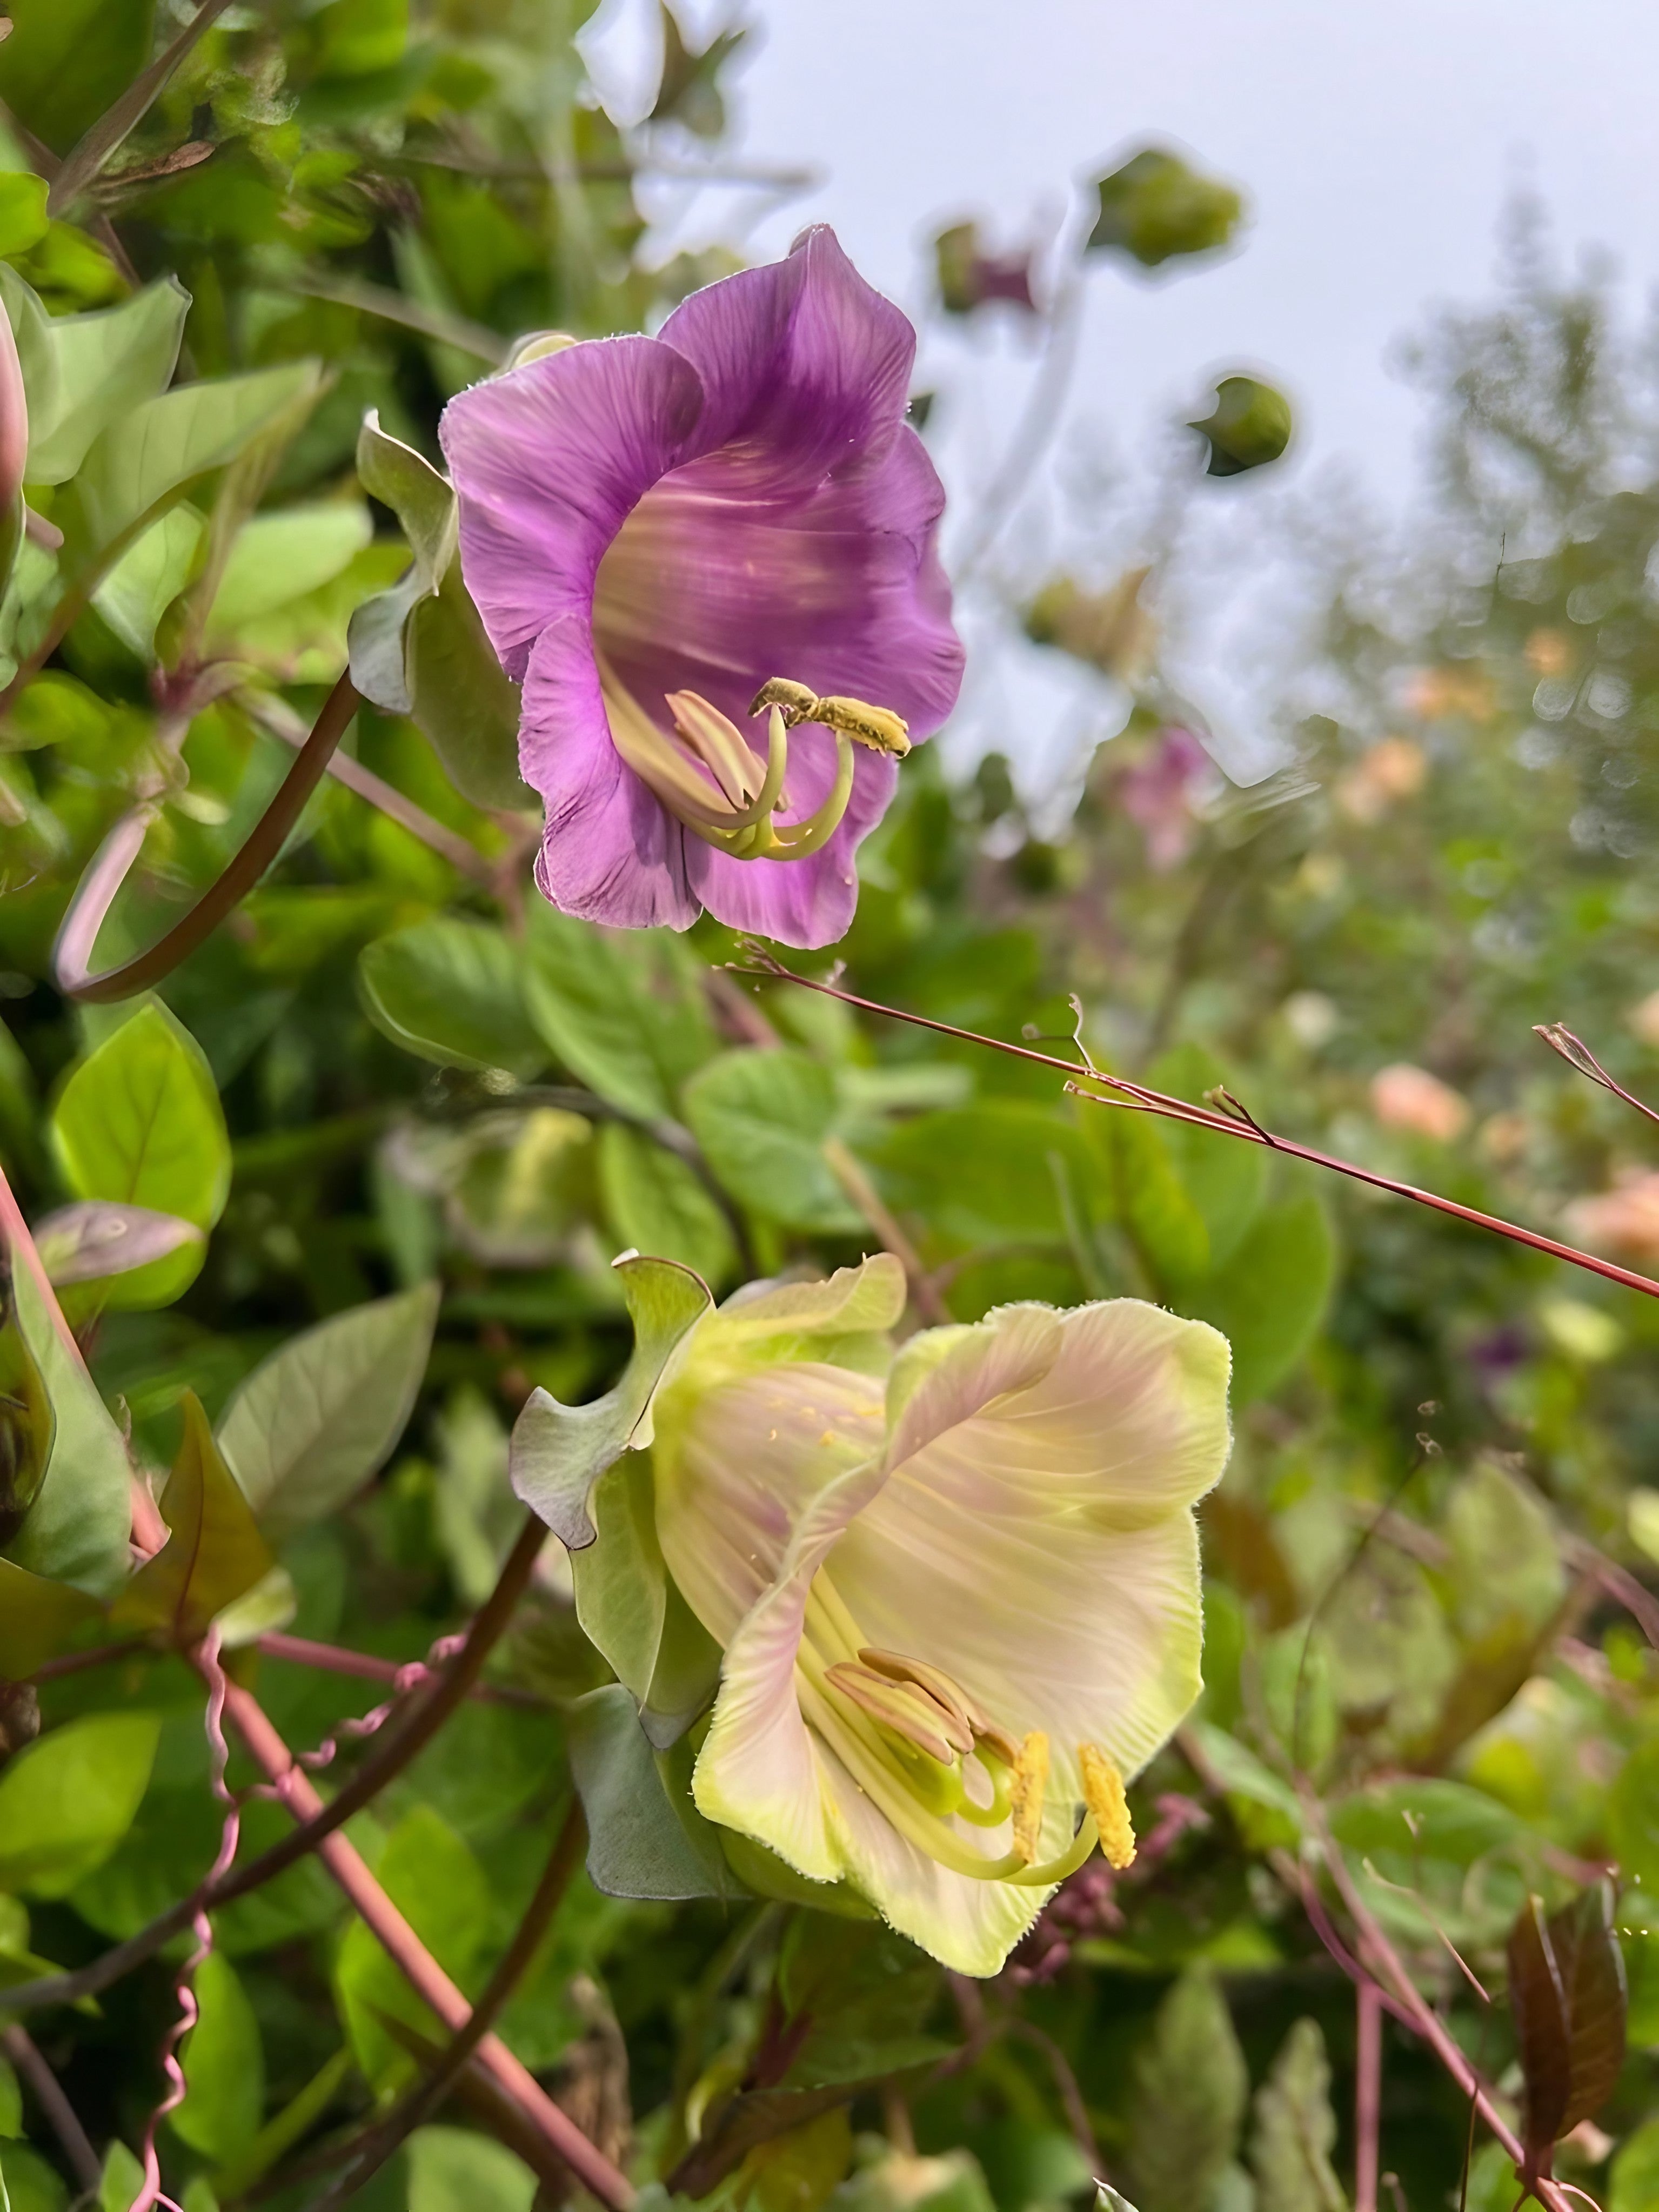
735,956 -> 1659,1304
305,1798 -> 589,2212
1,2024 -> 101,2191
1355,1979 -> 1382,2212
222,1682 -> 631,2208
53,673 -> 360,1004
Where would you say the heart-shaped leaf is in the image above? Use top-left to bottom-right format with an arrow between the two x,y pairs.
112,1391 -> 277,1645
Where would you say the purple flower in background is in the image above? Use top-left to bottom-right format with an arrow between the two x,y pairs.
440,227 -> 964,947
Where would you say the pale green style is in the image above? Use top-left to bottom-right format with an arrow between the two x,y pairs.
645,1253 -> 1233,1976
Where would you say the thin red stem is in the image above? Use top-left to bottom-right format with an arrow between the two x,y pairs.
256,1630 -> 540,1705
1355,1979 -> 1381,2212
739,960 -> 1659,1303
221,1679 -> 632,2209
0,2025 -> 101,2192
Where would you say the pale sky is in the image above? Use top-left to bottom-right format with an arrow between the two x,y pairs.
585,0 -> 1659,787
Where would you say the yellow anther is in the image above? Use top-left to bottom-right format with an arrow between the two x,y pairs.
1080,1744 -> 1136,1871
1009,1731 -> 1049,1864
808,694 -> 911,756
749,676 -> 821,725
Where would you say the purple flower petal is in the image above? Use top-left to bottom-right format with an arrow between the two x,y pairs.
657,225 -> 916,491
521,617 -> 697,930
686,738 -> 899,948
440,334 -> 704,680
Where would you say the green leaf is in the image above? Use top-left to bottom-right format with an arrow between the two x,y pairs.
1329,1779 -> 1521,1867
97,2141 -> 143,2212
0,0 -> 156,156
683,1048 -> 861,1233
1611,2116 -> 1659,2212
1613,1740 -> 1659,1890
1087,146 -> 1243,268
508,1252 -> 712,1548
75,361 -> 322,552
566,1683 -> 745,1901
1144,1046 -> 1267,1268
0,176 -> 46,262
873,1104 -> 1099,1249
0,1557 -> 102,1678
335,1806 -> 489,2092
50,1004 -> 228,1306
315,0 -> 409,78
406,2126 -> 537,2212
1126,1968 -> 1248,2212
0,2057 -> 18,2139
92,503 -> 203,660
1444,1459 -> 1566,1641
3,1257 -> 132,1594
525,906 -> 716,1119
403,566 -> 530,809
359,919 -> 546,1076
0,1709 -> 160,1896
216,1282 -> 440,1543
355,411 -> 456,593
112,1391 -> 277,1644
598,1120 -> 737,1289
0,2143 -> 69,2212
1,271 -> 188,486
205,500 -> 373,635
1089,1103 -> 1209,1293
1190,1189 -> 1334,1403
1248,2018 -> 1346,2212
172,1949 -> 265,2160
347,419 -> 529,810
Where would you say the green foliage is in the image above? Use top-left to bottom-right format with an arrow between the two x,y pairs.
0,1710 -> 159,1895
1126,1970 -> 1248,2212
173,1949 -> 265,2160
0,12 -> 1656,2210
216,1281 -> 439,1539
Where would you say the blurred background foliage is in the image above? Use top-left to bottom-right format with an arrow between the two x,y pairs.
2,3 -> 1659,2212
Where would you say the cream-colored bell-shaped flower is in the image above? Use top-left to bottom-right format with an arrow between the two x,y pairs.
643,1254 -> 1232,1976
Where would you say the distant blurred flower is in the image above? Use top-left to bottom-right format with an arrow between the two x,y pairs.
1370,1063 -> 1471,1144
1476,1111 -> 1530,1165
1334,735 -> 1427,823
934,221 -> 1039,317
1280,991 -> 1340,1050
1566,1170 -> 1659,1263
1118,726 -> 1212,872
1402,666 -> 1495,724
1187,374 -> 1293,478
441,227 -> 964,947
1024,567 -> 1156,686
643,1257 -> 1232,1974
646,2 -> 747,139
1087,145 -> 1243,269
1627,989 -> 1659,1048
1524,628 -> 1574,679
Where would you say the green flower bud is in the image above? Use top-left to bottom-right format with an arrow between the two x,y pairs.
1187,374 -> 1294,477
1087,146 -> 1243,270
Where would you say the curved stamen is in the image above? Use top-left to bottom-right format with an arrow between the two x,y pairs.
764,734 -> 856,859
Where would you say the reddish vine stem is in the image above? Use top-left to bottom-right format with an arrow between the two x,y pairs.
305,1797 -> 589,2212
223,1685 -> 631,2208
733,954 -> 1659,1303
256,1629 -> 542,1705
1355,1979 -> 1382,2212
0,1513 -> 548,2016
53,671 -> 360,1003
